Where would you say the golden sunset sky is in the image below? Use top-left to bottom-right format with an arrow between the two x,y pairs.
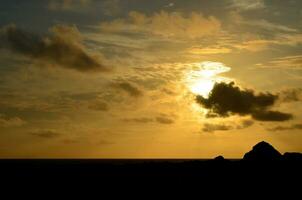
0,0 -> 302,158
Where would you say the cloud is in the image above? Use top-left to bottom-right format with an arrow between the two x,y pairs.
156,116 -> 174,124
240,19 -> 297,33
112,81 -> 143,97
233,36 -> 302,52
88,101 -> 109,111
255,55 -> 302,69
29,130 -> 61,138
48,0 -> 91,11
202,123 -> 233,132
236,119 -> 254,129
123,113 -> 175,125
267,124 -> 302,132
251,111 -> 292,121
196,82 -> 292,121
188,46 -> 232,55
161,88 -> 176,96
123,117 -> 154,123
164,3 -> 175,8
232,12 -> 297,33
123,114 -> 175,125
279,88 -> 302,102
202,119 -> 254,133
235,40 -> 273,52
100,10 -> 221,39
0,24 -> 108,72
230,0 -> 265,10
228,12 -> 301,52
101,0 -> 121,16
0,114 -> 26,127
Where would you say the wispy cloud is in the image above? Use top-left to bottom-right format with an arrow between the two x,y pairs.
123,113 -> 175,125
267,124 -> 302,132
164,3 -> 175,8
188,46 -> 232,55
255,55 -> 302,69
202,119 -> 254,133
230,0 -> 265,10
88,101 -> 109,111
156,116 -> 174,124
100,11 -> 221,39
0,114 -> 26,127
112,81 -> 143,97
29,129 -> 61,138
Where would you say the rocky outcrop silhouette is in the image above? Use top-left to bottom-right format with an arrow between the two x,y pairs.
243,141 -> 282,161
243,141 -> 302,161
214,155 -> 225,161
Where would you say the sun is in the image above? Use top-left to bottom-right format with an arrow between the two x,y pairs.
189,76 -> 215,97
185,61 -> 231,97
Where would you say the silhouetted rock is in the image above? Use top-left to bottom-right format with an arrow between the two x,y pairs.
283,152 -> 302,161
243,141 -> 282,161
214,156 -> 225,161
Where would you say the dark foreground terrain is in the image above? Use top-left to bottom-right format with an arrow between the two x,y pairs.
1,141 -> 301,189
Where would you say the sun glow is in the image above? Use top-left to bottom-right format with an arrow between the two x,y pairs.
185,61 -> 231,97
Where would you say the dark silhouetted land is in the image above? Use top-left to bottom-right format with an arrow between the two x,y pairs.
0,141 -> 301,187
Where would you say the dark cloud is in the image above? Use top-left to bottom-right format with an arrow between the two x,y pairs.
196,82 -> 292,121
123,117 -> 154,123
267,124 -> 302,131
113,82 -> 143,97
236,119 -> 254,129
156,116 -> 174,124
29,130 -> 61,138
252,110 -> 292,121
0,24 -> 108,72
202,123 -> 233,133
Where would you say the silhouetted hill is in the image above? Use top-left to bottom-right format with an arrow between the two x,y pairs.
243,141 -> 282,161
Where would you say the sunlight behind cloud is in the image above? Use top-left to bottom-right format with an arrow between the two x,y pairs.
185,61 -> 231,97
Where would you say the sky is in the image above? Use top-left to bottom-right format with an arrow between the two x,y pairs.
0,0 -> 302,158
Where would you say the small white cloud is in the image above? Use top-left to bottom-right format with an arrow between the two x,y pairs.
164,3 -> 175,8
